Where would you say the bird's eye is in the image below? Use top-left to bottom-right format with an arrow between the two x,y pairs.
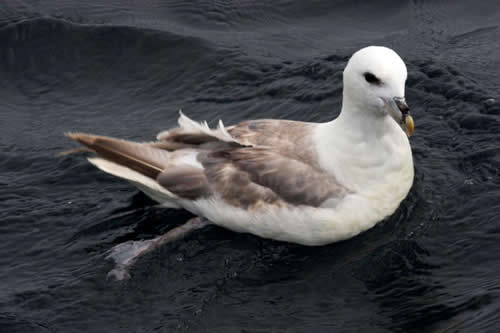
364,72 -> 381,85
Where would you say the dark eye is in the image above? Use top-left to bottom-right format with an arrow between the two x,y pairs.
364,72 -> 381,85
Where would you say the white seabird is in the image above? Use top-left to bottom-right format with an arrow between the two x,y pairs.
67,46 -> 415,279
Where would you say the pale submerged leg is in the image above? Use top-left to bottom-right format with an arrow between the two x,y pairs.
106,217 -> 210,280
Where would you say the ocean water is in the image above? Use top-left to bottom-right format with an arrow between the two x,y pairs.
1,1 -> 500,332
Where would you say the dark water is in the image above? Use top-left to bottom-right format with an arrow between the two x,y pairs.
1,1 -> 500,332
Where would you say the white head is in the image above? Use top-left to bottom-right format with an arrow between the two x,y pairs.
341,46 -> 414,135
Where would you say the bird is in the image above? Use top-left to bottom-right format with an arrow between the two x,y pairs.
66,46 -> 415,279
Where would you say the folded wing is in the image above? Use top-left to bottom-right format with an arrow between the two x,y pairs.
67,113 -> 347,210
193,147 -> 347,209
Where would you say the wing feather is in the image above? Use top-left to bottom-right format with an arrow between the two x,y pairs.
198,147 -> 347,208
68,115 -> 345,209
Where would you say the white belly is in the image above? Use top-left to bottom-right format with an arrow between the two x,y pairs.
180,182 -> 411,246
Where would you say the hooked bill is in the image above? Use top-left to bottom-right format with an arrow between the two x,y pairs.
404,115 -> 414,136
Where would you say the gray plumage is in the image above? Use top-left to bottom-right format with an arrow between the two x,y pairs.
68,117 -> 348,210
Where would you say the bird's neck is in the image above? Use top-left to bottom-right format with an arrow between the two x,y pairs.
337,96 -> 389,139
313,103 -> 412,192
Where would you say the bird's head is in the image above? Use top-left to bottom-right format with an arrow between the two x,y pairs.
342,46 -> 414,136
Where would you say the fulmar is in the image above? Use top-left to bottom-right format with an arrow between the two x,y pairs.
66,46 -> 415,279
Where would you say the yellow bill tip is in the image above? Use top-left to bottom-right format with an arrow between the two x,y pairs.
404,115 -> 415,136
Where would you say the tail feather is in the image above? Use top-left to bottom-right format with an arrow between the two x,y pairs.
66,133 -> 169,179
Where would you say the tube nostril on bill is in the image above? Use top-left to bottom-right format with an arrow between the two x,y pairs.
394,97 -> 409,114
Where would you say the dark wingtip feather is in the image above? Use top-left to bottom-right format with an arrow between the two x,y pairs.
58,132 -> 98,156
65,132 -> 98,147
65,132 -> 165,179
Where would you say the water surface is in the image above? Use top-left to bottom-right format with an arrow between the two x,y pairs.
1,1 -> 500,332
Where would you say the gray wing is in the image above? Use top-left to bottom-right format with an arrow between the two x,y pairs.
158,147 -> 347,209
153,116 -> 344,208
156,117 -> 318,165
69,114 -> 345,209
228,119 -> 318,165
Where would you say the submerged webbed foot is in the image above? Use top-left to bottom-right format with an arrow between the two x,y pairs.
105,217 -> 210,280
